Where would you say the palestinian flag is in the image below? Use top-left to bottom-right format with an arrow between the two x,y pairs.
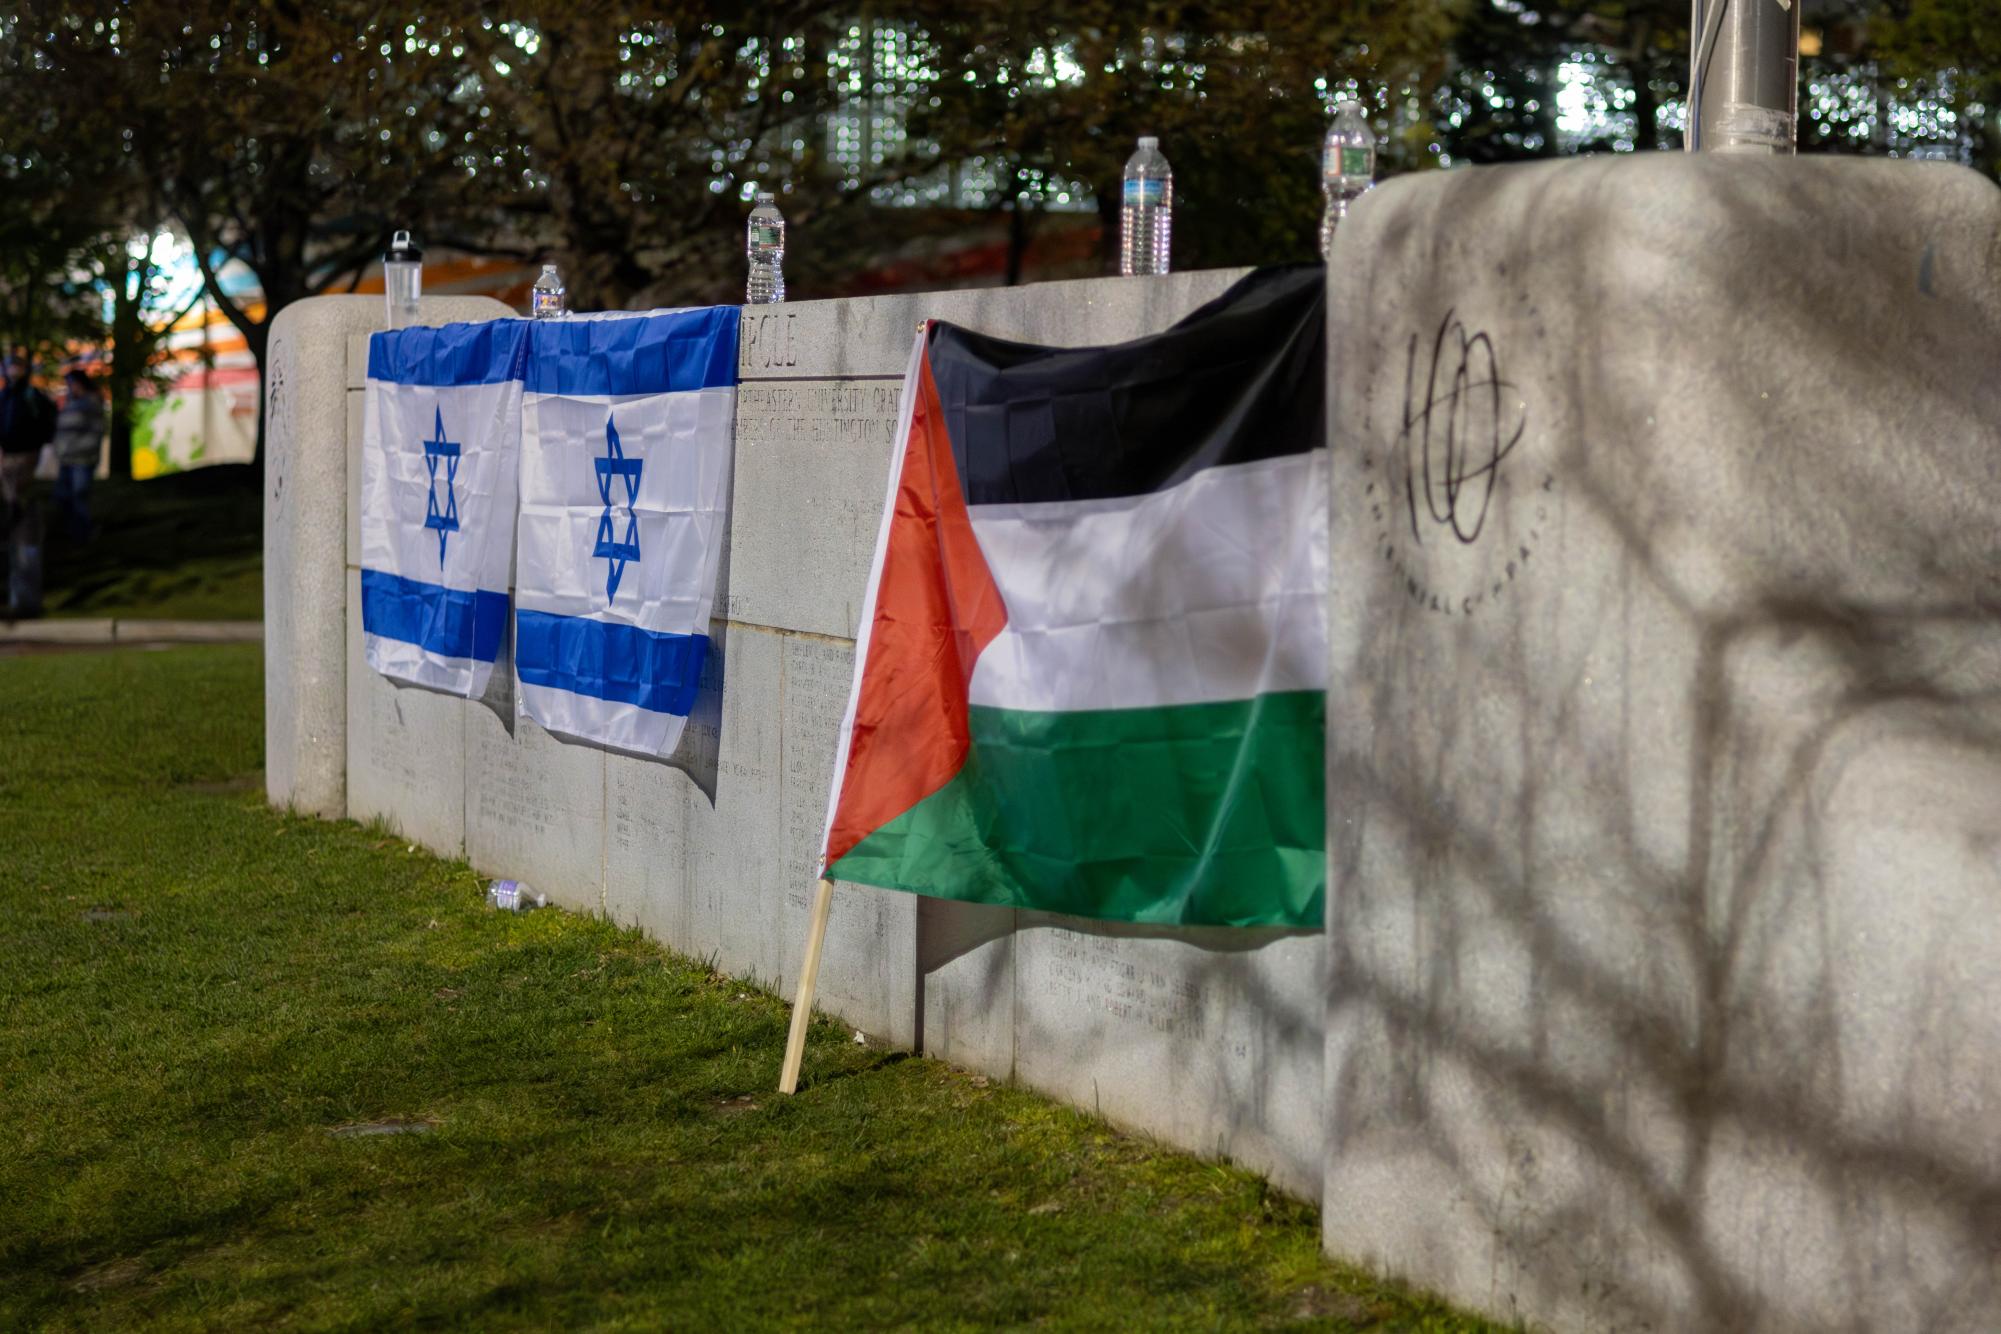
821,266 -> 1327,929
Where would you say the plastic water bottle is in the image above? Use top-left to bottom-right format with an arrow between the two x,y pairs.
531,264 -> 566,319
746,193 -> 785,304
1320,102 -> 1377,259
486,879 -> 547,912
1120,137 -> 1173,276
382,230 -> 422,329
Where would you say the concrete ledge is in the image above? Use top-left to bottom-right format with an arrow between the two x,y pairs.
0,618 -> 115,643
115,620 -> 263,643
0,618 -> 265,646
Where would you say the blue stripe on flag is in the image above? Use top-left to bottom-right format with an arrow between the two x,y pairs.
514,610 -> 709,716
360,569 -> 510,662
367,319 -> 530,387
524,306 -> 740,397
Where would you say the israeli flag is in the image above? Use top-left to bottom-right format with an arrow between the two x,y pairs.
359,320 -> 528,696
514,307 -> 740,757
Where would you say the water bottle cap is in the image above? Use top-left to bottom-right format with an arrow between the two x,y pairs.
1336,99 -> 1366,114
757,191 -> 775,203
540,263 -> 560,277
1137,136 -> 1159,149
384,229 -> 422,263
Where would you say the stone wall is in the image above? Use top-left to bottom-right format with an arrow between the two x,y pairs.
1322,154 -> 2001,1332
271,271 -> 1327,1198
261,158 -> 2001,1331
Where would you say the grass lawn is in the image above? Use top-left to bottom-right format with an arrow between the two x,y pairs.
0,644 -> 1501,1331
36,467 -> 261,622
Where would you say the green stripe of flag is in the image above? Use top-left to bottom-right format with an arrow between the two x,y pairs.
828,691 -> 1324,928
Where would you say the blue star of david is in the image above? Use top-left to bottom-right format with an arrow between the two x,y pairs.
593,413 -> 643,602
421,405 -> 461,568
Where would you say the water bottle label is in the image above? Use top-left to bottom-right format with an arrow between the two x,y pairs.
1123,178 -> 1165,206
1340,147 -> 1372,178
751,224 -> 782,248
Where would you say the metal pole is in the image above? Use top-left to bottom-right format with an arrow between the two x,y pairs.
1687,0 -> 1802,153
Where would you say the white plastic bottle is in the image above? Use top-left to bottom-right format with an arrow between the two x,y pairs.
486,879 -> 547,912
1320,102 -> 1377,259
1120,136 -> 1173,276
382,230 -> 422,329
746,193 -> 785,304
531,264 -> 566,319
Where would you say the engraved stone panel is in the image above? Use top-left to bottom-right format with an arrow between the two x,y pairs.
777,634 -> 917,1048
601,625 -> 726,943
1323,155 -> 2001,1333
603,749 -> 693,942
726,381 -> 901,638
777,635 -> 855,892
463,651 -> 606,915
980,922 -> 1321,1198
682,621 -> 785,983
343,567 -> 467,855
916,899 -> 1016,1073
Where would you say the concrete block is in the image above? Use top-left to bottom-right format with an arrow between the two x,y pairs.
603,744 -> 694,941
925,917 -> 1323,1198
779,633 -> 917,1047
345,389 -> 363,570
113,620 -> 261,643
1020,925 -> 1323,1197
265,293 -> 513,817
682,621 -> 787,983
602,625 -> 725,942
1322,154 -> 2001,1333
343,566 -> 467,856
599,620 -> 918,1044
463,641 -> 607,916
916,898 -> 1016,1070
0,618 -> 112,643
727,377 -> 901,640
645,623 -> 917,1045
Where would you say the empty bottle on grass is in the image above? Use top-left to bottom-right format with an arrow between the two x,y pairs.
746,192 -> 785,304
1120,136 -> 1172,276
486,880 -> 547,912
531,264 -> 566,319
1320,101 -> 1377,258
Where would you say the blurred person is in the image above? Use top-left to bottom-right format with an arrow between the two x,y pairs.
51,368 -> 105,542
0,353 -> 56,617
0,351 -> 55,492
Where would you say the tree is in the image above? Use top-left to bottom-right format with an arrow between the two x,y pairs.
0,170 -> 110,372
0,18 -> 119,372
12,4 -> 514,460
906,1 -> 1461,278
444,5 -> 906,308
0,26 -> 179,479
1859,0 -> 2001,177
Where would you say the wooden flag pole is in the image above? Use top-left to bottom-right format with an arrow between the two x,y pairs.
778,878 -> 836,1094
